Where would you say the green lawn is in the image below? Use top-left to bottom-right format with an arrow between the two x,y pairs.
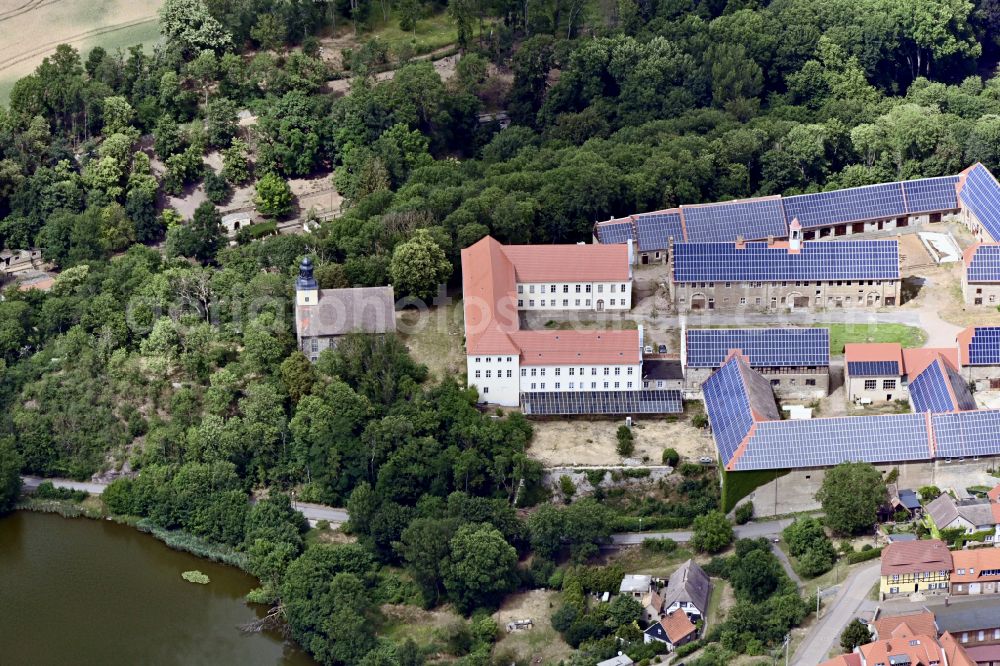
820,323 -> 927,355
367,11 -> 461,55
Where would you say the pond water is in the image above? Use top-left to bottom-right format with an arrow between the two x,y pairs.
0,511 -> 314,666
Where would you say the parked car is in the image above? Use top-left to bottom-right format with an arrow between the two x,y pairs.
658,344 -> 667,353
698,456 -> 714,465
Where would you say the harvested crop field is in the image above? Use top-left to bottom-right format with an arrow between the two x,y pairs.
528,415 -> 716,467
0,0 -> 164,104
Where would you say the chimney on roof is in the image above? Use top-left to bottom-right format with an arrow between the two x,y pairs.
789,218 -> 802,252
767,235 -> 775,246
735,235 -> 745,250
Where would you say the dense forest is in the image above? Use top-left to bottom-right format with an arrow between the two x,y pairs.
2,0 -> 1000,663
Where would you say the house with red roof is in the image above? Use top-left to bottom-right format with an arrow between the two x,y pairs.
461,236 -> 662,410
880,539 -> 952,599
821,622 -> 977,666
642,609 -> 698,651
952,549 -> 1000,596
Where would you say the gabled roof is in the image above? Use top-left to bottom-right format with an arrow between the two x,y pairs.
880,539 -> 952,576
873,611 -> 937,640
858,631 -> 945,666
844,343 -> 903,375
957,325 -> 1000,366
672,239 -> 900,283
660,560 -> 711,614
643,610 -> 697,644
296,286 -> 397,338
926,494 -> 961,529
958,163 -> 1000,242
963,243 -> 1000,282
902,347 -> 961,378
933,597 -> 1000,632
460,236 -> 635,360
908,355 -> 977,414
951,549 -> 1000,585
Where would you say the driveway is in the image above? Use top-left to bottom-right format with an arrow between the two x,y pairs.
792,561 -> 881,665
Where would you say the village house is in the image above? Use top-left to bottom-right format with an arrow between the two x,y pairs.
880,539 -> 953,599
660,560 -> 711,622
642,610 -> 698,652
926,494 -> 999,541
952,549 -> 1000,596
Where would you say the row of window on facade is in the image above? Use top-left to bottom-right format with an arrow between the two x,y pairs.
863,379 -> 898,390
517,283 -> 628,294
681,294 -> 882,307
474,370 -> 514,379
768,378 -> 818,386
518,298 -> 623,307
683,280 -> 891,288
523,367 -> 634,377
887,582 -> 947,593
473,357 -> 515,363
889,572 -> 949,582
528,381 -> 633,390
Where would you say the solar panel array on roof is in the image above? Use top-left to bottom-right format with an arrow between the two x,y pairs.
847,361 -> 900,377
967,245 -> 1000,282
960,164 -> 1000,241
672,240 -> 900,282
681,198 -> 787,243
732,414 -> 931,470
635,212 -> 683,251
685,328 -> 829,368
909,359 -> 976,413
903,176 -> 959,213
597,221 -> 635,245
702,359 -> 756,465
966,327 -> 1000,365
783,183 -> 906,229
932,410 -> 1000,459
519,390 -> 682,415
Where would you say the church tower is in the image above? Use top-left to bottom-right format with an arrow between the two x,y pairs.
296,256 -> 319,306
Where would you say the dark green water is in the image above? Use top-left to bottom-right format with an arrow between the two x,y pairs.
0,511 -> 315,666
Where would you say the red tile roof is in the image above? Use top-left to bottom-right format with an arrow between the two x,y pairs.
845,342 -> 904,366
460,236 -> 636,362
957,326 -> 976,366
881,539 -> 952,576
873,611 -> 938,640
818,654 -> 862,666
988,484 -> 1000,503
951,549 -> 1000,585
902,347 -> 961,378
501,244 -> 630,282
513,330 -> 640,366
858,631 -> 944,666
658,610 -> 697,644
940,632 -> 978,666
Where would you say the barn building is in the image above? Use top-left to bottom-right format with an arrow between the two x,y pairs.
670,229 -> 901,313
594,172 -> 963,263
682,328 -> 829,399
962,243 -> 1000,306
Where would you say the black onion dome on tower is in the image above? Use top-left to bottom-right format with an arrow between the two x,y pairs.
297,256 -> 318,290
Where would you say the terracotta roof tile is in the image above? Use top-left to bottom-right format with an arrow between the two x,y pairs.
873,612 -> 937,640
513,330 -> 640,365
501,244 -> 630,282
902,347 -> 961,377
845,342 -> 904,366
951,549 -> 1000,585
881,539 -> 952,576
858,632 -> 944,666
658,610 -> 697,644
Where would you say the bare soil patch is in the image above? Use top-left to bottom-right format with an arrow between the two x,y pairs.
528,416 -> 715,467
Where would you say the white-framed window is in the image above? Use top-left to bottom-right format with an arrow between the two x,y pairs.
604,368 -> 610,375
540,369 -> 545,376
555,368 -> 561,376
620,283 -> 626,292
521,369 -> 526,376
865,379 -> 877,390
506,370 -> 512,378
610,299 -> 616,306
586,285 -> 592,293
531,383 -> 536,389
529,285 -> 535,293
569,368 -> 575,375
739,297 -> 747,305
555,383 -> 560,389
563,285 -> 569,293
518,299 -> 523,307
475,370 -> 481,378
575,285 -> 581,293
531,369 -> 537,376
614,367 -> 621,375
627,367 -> 633,375
485,370 -> 491,378
540,383 -> 545,389
563,299 -> 568,306
614,382 -> 619,388
603,382 -> 609,388
517,285 -> 523,293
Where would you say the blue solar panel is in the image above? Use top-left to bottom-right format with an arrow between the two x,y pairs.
847,361 -> 900,377
960,164 -> 1000,241
681,198 -> 787,243
686,328 -> 829,368
597,221 -> 635,245
520,390 -> 682,415
783,183 -> 906,229
967,327 -> 1000,365
672,240 -> 900,282
635,212 -> 683,251
702,359 -> 756,465
932,410 -> 1000,459
732,413 -> 932,470
903,176 -> 959,213
967,245 -> 1000,282
909,359 -> 975,413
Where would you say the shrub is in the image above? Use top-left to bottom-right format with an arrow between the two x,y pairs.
641,538 -> 678,554
662,448 -> 679,466
585,469 -> 606,487
919,485 -> 941,501
846,546 -> 883,564
691,412 -> 708,428
616,426 -> 634,456
678,463 -> 703,477
33,481 -> 88,502
734,502 -> 754,525
559,475 -> 576,501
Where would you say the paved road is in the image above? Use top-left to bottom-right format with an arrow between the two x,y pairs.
21,476 -> 108,495
20,476 -> 350,525
610,517 -> 794,545
293,501 -> 349,525
792,561 -> 881,665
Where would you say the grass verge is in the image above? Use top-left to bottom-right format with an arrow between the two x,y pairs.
820,323 -> 927,355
